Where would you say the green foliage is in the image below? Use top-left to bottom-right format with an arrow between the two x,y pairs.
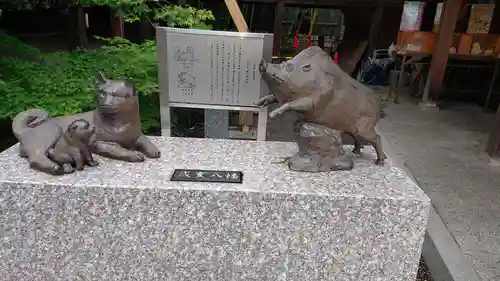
0,4 -> 213,134
1,0 -> 216,28
77,0 -> 150,22
0,33 -> 163,133
76,0 -> 215,27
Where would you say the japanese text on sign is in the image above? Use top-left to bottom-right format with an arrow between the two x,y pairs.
164,29 -> 264,107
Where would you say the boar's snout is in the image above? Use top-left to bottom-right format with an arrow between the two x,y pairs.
259,59 -> 268,74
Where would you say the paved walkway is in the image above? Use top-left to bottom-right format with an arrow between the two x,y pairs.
375,94 -> 500,281
266,87 -> 500,281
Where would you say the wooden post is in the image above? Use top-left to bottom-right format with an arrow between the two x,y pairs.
273,1 -> 285,56
224,0 -> 253,133
420,3 -> 437,32
423,0 -> 462,105
67,5 -> 88,50
338,7 -> 372,77
367,7 -> 383,57
486,105 -> 500,157
110,11 -> 125,37
318,35 -> 325,49
489,2 -> 500,34
140,17 -> 153,41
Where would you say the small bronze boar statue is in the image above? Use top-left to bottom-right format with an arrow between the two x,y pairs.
259,46 -> 386,165
273,122 -> 354,172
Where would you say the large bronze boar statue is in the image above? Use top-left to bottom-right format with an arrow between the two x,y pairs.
258,46 -> 386,165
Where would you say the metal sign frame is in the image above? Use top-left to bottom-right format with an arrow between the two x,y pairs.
156,27 -> 274,141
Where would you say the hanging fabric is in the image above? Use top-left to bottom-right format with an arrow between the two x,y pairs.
286,9 -> 298,41
306,8 -> 318,48
292,32 -> 299,48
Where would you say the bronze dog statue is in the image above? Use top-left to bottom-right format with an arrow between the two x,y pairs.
259,46 -> 386,165
12,73 -> 160,175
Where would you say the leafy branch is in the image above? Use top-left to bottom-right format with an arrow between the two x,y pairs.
0,0 -> 215,30
0,0 -> 37,10
75,0 -> 215,27
153,5 -> 215,29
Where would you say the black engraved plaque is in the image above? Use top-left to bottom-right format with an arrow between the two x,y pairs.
170,169 -> 243,183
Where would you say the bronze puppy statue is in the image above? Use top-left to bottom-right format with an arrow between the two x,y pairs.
47,119 -> 98,174
259,46 -> 386,165
12,73 -> 160,175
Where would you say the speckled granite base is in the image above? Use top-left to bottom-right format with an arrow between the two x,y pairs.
0,137 -> 430,281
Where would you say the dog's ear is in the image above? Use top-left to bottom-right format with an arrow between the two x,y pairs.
124,80 -> 137,96
96,72 -> 109,85
77,119 -> 90,129
68,122 -> 78,132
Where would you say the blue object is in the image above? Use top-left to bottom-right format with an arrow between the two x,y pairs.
358,60 -> 389,86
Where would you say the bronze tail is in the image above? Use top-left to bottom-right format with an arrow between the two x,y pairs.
11,109 -> 50,139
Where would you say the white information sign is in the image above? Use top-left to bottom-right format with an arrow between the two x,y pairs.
164,28 -> 264,107
156,27 -> 273,141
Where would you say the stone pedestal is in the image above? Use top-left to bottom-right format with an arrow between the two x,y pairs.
0,137 -> 430,281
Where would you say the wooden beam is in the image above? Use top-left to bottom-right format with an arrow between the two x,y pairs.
367,7 -> 384,56
424,0 -> 462,103
273,1 -> 285,56
224,0 -> 249,32
223,0 -> 253,132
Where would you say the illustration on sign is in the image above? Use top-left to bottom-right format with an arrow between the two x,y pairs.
170,169 -> 243,183
174,46 -> 198,62
177,72 -> 196,89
